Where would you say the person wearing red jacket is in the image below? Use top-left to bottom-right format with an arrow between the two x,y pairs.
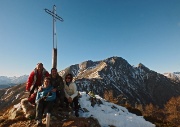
26,63 -> 49,104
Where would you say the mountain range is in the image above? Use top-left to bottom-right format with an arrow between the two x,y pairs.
164,72 -> 180,82
1,56 -> 180,108
0,75 -> 28,89
0,56 -> 180,126
59,56 -> 180,108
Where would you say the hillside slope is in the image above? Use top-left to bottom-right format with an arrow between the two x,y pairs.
0,84 -> 154,127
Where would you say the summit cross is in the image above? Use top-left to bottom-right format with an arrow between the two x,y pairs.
45,5 -> 63,69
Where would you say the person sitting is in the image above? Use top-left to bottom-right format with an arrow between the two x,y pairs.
35,77 -> 56,125
26,63 -> 49,105
64,73 -> 79,117
49,68 -> 64,109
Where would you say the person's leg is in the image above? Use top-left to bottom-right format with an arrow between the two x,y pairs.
59,90 -> 65,108
35,101 -> 44,124
73,96 -> 79,110
44,101 -> 54,114
54,91 -> 60,108
73,96 -> 79,117
64,97 -> 69,108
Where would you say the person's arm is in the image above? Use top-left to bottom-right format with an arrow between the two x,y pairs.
45,87 -> 56,101
70,82 -> 78,100
45,91 -> 56,101
57,76 -> 64,91
26,71 -> 35,91
45,71 -> 50,77
35,91 -> 41,103
64,84 -> 70,99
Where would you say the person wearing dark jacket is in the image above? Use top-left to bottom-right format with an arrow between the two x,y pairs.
35,77 -> 56,126
64,73 -> 79,117
50,68 -> 64,108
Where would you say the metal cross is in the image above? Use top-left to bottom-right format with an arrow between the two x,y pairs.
45,5 -> 63,69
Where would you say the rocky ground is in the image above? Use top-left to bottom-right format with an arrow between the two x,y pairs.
0,88 -> 100,127
0,85 -> 101,127
0,103 -> 100,127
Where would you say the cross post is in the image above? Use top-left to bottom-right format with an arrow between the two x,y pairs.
45,5 -> 63,69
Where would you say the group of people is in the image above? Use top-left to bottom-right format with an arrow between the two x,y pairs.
25,63 -> 79,125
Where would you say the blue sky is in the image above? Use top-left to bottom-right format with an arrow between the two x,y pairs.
0,0 -> 180,77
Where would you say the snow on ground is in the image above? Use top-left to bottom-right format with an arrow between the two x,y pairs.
79,92 -> 155,127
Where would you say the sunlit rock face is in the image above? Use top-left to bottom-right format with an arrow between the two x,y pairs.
59,56 -> 180,108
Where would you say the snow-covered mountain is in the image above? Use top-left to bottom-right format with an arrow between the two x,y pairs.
164,72 -> 180,82
59,56 -> 180,108
1,56 -> 179,108
0,75 -> 28,89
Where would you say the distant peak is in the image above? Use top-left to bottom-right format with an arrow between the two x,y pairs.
137,63 -> 150,71
173,72 -> 180,74
107,56 -> 122,60
105,56 -> 126,63
138,63 -> 146,68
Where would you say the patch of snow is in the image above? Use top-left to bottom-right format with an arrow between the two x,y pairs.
5,88 -> 10,94
15,94 -> 20,99
79,92 -> 155,127
13,103 -> 21,110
